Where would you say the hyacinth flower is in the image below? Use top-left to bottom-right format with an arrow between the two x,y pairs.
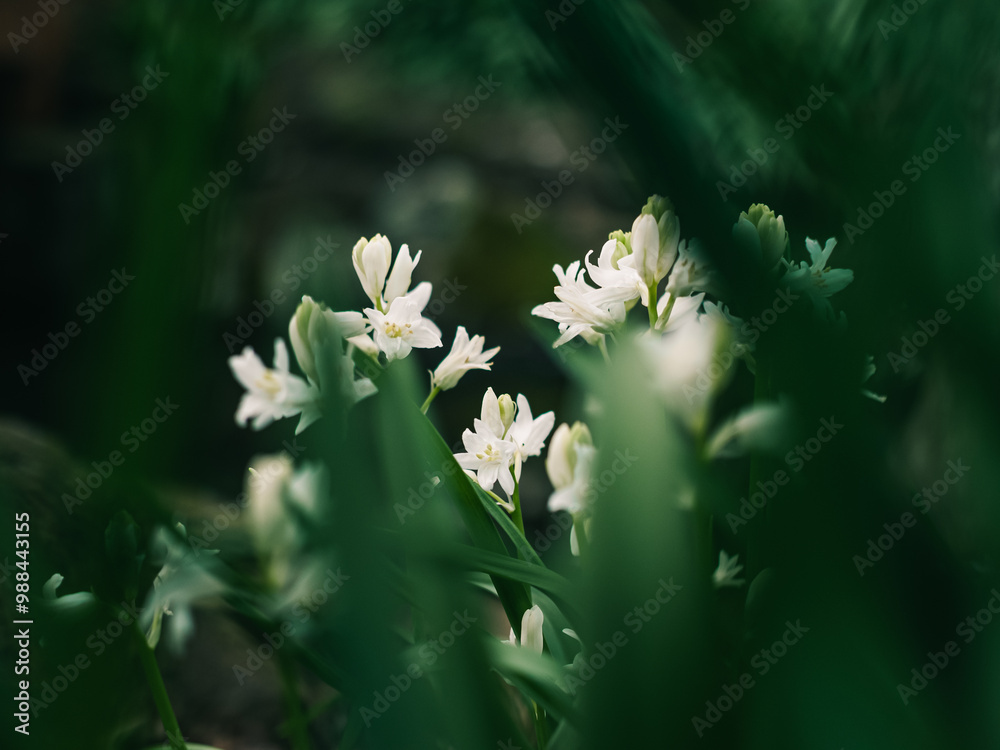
424,325 -> 500,411
229,338 -> 322,435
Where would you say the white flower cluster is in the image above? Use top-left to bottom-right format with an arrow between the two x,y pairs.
229,234 -> 499,434
532,198 -> 855,351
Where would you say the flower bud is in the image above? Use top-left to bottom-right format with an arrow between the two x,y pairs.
633,195 -> 680,286
734,203 -> 787,270
351,234 -> 392,306
498,394 -> 517,432
545,421 -> 593,490
520,605 -> 544,654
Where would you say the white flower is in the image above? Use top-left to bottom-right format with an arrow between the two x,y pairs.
507,393 -> 556,480
142,525 -> 227,652
640,313 -> 731,431
545,422 -> 594,516
781,237 -> 853,299
733,204 -> 787,270
584,238 -> 645,305
665,238 -> 717,298
247,455 -> 329,589
365,293 -> 442,362
352,235 -> 392,307
705,401 -> 790,459
340,351 -> 378,404
631,210 -> 678,293
713,550 -> 745,589
455,388 -> 518,497
42,573 -> 97,614
352,234 -> 424,310
654,291 -> 704,333
430,326 -> 500,391
229,339 -> 321,434
531,261 -> 627,348
289,295 -> 368,387
506,604 -> 544,654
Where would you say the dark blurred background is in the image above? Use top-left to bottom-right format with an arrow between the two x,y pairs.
2,0 -> 999,748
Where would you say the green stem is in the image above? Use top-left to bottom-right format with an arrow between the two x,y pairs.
658,293 -> 676,330
745,352 -> 771,580
510,474 -> 525,538
420,385 -> 441,414
276,651 -> 311,750
132,623 -> 187,750
532,701 -> 549,749
647,284 -> 659,328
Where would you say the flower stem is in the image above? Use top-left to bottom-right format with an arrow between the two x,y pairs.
420,385 -> 441,414
510,476 -> 525,537
532,701 -> 549,749
276,651 -> 312,750
647,284 -> 659,328
658,293 -> 676,330
132,623 -> 187,750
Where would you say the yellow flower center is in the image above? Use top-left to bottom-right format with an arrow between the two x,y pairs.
384,322 -> 413,339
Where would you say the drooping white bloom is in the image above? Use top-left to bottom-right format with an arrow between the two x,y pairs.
506,604 -> 545,654
365,294 -> 442,362
781,237 -> 853,299
507,393 -> 556,480
246,455 -> 329,589
455,388 -> 518,497
640,313 -> 731,431
531,261 -> 627,348
705,401 -> 790,459
733,203 -> 787,270
713,550 -> 745,589
430,326 -> 500,391
142,524 -> 227,652
665,238 -> 717,298
42,573 -> 97,614
230,339 -> 322,434
545,422 -> 595,516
